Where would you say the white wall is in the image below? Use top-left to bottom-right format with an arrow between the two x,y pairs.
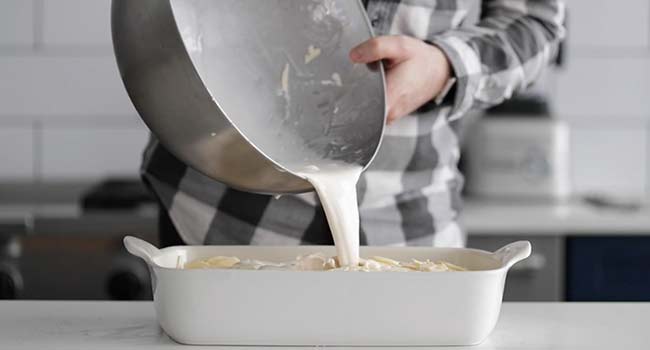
553,0 -> 650,198
0,0 -> 648,199
0,0 -> 147,182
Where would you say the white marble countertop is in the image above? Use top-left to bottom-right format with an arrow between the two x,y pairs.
462,198 -> 650,234
1,301 -> 648,349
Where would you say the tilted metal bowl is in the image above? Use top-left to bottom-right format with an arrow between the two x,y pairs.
112,0 -> 386,194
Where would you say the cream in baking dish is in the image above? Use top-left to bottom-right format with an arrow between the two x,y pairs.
183,253 -> 467,272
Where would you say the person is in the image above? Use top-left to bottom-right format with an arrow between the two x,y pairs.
142,0 -> 566,248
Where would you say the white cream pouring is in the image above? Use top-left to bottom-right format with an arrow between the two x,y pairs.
281,48 -> 360,266
183,162 -> 467,272
183,161 -> 467,272
291,163 -> 363,267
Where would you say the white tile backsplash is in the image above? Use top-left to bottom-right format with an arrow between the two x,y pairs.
41,126 -> 148,179
571,123 -> 647,198
645,122 -> 650,202
0,0 -> 34,47
0,126 -> 35,180
567,0 -> 650,49
0,56 -> 136,118
554,57 -> 650,119
42,0 -> 112,47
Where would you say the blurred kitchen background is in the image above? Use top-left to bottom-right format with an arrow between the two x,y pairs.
1,0 -> 650,301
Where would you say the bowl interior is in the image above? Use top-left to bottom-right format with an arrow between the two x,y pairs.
169,0 -> 386,169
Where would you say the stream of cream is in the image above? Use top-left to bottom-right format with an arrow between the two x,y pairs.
291,163 -> 362,267
185,162 -> 468,272
277,52 -> 362,267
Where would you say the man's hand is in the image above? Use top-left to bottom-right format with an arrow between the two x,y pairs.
350,35 -> 452,124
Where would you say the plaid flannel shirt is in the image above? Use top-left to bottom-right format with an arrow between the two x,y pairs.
142,0 -> 566,246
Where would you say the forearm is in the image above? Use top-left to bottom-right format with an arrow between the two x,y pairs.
429,0 -> 566,120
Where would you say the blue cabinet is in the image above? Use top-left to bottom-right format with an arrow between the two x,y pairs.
566,237 -> 650,301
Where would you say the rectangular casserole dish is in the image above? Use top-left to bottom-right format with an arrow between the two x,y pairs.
124,236 -> 530,346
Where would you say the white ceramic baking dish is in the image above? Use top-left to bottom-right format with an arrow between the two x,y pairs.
124,236 -> 530,346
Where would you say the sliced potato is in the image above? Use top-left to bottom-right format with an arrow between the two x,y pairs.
185,256 -> 240,269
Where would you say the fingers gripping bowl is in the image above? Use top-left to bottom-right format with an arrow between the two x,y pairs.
124,236 -> 531,346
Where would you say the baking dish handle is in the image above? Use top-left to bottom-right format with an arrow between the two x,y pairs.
124,236 -> 160,266
493,241 -> 532,268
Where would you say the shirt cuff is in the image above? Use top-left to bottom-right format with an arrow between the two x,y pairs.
434,76 -> 457,106
429,35 -> 482,120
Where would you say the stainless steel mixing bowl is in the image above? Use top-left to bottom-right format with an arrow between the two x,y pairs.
112,0 -> 386,194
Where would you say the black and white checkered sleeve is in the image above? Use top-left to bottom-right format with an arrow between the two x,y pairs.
429,0 -> 566,120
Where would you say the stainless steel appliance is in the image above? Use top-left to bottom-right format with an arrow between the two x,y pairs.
0,237 -> 22,299
465,116 -> 570,200
0,180 -> 157,300
464,93 -> 571,201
